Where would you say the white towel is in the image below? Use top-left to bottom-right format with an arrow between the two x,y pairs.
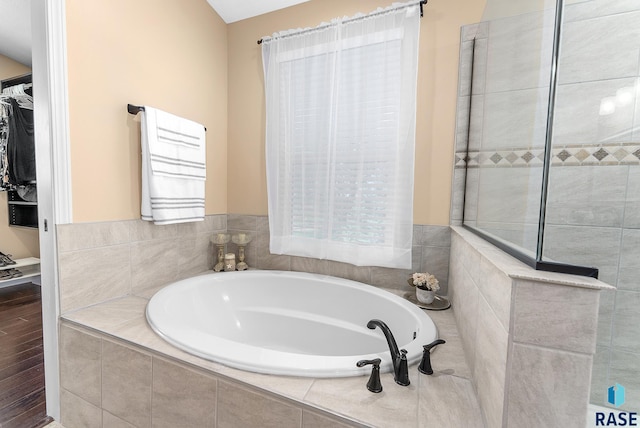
141,106 -> 206,225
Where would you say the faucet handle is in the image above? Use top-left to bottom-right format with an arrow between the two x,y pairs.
395,349 -> 411,386
418,339 -> 446,375
356,358 -> 383,393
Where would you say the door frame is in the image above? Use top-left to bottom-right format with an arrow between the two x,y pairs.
32,0 -> 73,420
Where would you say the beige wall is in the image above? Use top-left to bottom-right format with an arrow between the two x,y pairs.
0,54 -> 39,259
64,0 -> 485,225
0,54 -> 30,80
66,0 -> 228,222
227,0 -> 486,225
0,192 -> 40,259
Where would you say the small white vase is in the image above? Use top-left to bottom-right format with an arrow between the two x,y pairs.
416,287 -> 435,304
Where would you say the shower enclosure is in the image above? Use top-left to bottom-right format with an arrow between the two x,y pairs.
455,0 -> 640,413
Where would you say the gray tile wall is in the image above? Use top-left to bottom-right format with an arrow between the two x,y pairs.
58,322 -> 379,428
449,230 -> 509,427
548,0 -> 640,411
57,216 -> 227,313
227,214 -> 452,295
449,227 -> 600,428
57,215 -> 451,309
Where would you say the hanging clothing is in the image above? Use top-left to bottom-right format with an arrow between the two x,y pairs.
0,103 -> 10,189
7,98 -> 36,185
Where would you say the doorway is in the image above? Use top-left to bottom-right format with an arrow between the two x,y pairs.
0,0 -> 71,423
0,3 -> 51,424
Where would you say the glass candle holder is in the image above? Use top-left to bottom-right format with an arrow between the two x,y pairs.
232,233 -> 253,271
211,233 -> 230,272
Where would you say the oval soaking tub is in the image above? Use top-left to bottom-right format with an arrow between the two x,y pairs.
146,270 -> 438,377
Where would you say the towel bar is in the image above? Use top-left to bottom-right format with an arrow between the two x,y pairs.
127,104 -> 144,115
127,104 -> 206,131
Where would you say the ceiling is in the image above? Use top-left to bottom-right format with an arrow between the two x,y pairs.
0,0 -> 32,66
207,0 -> 310,23
0,0 -> 310,67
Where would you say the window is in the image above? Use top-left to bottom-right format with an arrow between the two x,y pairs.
262,3 -> 421,268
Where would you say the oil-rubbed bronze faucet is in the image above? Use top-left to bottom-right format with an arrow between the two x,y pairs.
418,339 -> 446,375
356,358 -> 383,393
366,319 -> 410,386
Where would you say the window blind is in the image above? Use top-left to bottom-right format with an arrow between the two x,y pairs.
262,3 -> 420,268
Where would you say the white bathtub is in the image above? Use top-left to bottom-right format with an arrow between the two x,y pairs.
146,270 -> 438,377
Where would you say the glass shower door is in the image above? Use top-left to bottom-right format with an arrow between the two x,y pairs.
461,3 -> 557,259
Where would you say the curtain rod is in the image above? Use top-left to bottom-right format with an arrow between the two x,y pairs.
257,0 -> 428,45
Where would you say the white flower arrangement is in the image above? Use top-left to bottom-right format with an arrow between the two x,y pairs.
410,272 -> 440,292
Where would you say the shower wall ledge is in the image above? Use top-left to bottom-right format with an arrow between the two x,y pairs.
449,225 -> 612,428
451,226 -> 614,291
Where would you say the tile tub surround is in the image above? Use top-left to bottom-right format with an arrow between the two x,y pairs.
59,293 -> 484,428
56,215 -> 227,313
449,226 -> 613,428
227,214 -> 452,295
55,216 -> 459,426
56,215 -> 451,315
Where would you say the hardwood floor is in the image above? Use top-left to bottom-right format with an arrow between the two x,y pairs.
0,283 -> 52,428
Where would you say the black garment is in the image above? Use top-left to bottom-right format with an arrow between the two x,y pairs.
0,114 -> 9,188
7,98 -> 36,185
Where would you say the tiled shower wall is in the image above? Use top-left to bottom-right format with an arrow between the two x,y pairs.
56,215 -> 451,314
452,0 -> 640,412
548,1 -> 640,411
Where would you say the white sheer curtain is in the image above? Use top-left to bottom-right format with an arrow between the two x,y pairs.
262,2 -> 420,269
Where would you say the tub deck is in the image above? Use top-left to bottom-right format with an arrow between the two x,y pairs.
60,289 -> 485,427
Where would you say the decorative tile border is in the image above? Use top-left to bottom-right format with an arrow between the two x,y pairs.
455,143 -> 640,168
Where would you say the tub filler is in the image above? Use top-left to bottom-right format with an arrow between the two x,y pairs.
146,270 -> 438,378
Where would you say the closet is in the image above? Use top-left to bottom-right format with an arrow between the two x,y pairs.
1,73 -> 38,229
0,71 -> 50,428
0,72 -> 40,288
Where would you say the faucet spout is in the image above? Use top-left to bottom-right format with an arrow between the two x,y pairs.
367,319 -> 410,386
